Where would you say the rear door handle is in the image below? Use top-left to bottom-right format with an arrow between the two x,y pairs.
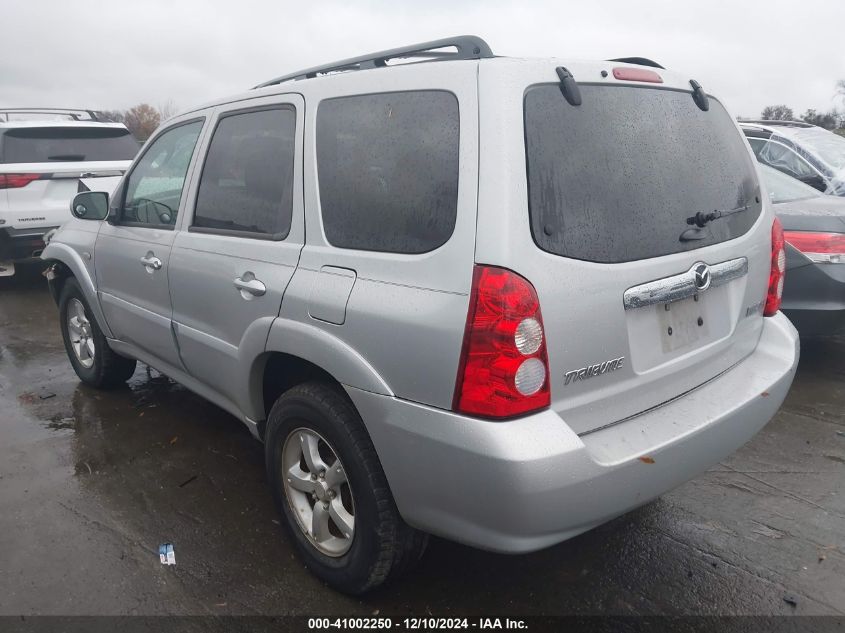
234,273 -> 266,299
140,252 -> 162,271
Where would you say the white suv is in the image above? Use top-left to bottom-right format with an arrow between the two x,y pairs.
0,108 -> 138,275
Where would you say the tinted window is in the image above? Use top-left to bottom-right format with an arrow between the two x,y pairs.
193,108 -> 295,238
122,120 -> 203,227
525,85 -> 762,263
1,126 -> 139,163
316,91 -> 459,253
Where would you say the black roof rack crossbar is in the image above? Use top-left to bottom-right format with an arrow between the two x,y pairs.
0,107 -> 102,122
607,57 -> 665,69
254,35 -> 494,89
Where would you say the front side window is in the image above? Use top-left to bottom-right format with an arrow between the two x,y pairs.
316,90 -> 459,254
121,120 -> 203,227
193,107 -> 296,238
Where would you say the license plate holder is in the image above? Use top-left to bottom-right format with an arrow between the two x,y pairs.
658,295 -> 708,353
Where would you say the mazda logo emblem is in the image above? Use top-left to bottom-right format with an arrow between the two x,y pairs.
693,263 -> 711,291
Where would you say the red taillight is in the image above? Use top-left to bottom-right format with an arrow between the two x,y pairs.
453,265 -> 551,419
784,230 -> 845,263
0,173 -> 41,189
765,218 -> 786,317
612,67 -> 663,83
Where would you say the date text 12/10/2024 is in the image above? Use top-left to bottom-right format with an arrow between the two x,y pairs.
308,618 -> 528,630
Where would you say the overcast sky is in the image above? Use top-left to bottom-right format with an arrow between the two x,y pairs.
2,0 -> 843,119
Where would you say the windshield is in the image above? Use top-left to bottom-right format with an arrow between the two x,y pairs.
791,128 -> 845,171
1,126 -> 139,163
525,84 -> 761,263
758,164 -> 821,204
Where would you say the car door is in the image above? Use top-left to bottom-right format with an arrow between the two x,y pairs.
95,118 -> 206,369
169,97 -> 304,410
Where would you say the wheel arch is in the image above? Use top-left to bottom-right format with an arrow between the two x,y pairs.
251,319 -> 394,438
42,242 -> 113,338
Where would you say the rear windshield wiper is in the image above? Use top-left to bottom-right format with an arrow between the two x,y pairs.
686,204 -> 748,228
680,204 -> 748,242
48,154 -> 86,161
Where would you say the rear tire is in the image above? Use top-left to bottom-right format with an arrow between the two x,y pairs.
59,277 -> 136,389
265,382 -> 427,594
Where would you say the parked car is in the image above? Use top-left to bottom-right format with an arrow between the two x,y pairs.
42,36 -> 799,594
0,108 -> 138,276
758,163 -> 845,335
741,120 -> 845,196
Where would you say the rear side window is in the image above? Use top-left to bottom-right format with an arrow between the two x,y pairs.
1,126 -> 139,163
524,85 -> 762,263
193,107 -> 296,239
316,91 -> 459,253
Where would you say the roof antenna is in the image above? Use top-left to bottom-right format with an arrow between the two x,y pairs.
556,67 -> 582,106
690,79 -> 709,112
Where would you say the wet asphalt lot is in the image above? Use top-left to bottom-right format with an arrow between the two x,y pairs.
1,264 -> 844,618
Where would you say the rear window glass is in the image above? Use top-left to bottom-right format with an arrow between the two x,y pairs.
524,85 -> 762,263
1,126 -> 139,163
316,90 -> 459,254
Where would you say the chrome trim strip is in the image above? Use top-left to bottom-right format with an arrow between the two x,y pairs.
623,257 -> 748,310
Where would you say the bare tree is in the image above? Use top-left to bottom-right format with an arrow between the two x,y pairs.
760,105 -> 795,121
158,99 -> 178,122
801,109 -> 840,130
123,103 -> 161,141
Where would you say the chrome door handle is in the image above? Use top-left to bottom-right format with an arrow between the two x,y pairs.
234,273 -> 266,298
140,253 -> 162,271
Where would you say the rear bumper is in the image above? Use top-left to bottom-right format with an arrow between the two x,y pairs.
782,261 -> 845,336
347,312 -> 799,553
0,226 -> 58,261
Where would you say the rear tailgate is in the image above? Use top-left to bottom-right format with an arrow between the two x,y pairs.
476,59 -> 772,435
0,161 -> 129,225
0,125 -> 136,228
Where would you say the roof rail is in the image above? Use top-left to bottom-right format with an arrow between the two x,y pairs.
607,57 -> 665,69
739,119 -> 815,129
254,35 -> 494,89
0,107 -> 102,122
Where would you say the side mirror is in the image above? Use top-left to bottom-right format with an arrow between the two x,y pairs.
70,191 -> 110,220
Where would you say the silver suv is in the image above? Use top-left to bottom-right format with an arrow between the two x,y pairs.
43,36 -> 800,594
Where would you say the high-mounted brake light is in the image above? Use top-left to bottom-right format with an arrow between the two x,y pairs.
453,265 -> 551,419
765,218 -> 786,317
0,173 -> 41,189
784,231 -> 845,264
612,67 -> 663,84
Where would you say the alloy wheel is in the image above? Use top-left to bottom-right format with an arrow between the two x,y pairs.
282,427 -> 355,557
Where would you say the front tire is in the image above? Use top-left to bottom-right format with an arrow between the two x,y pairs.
266,382 -> 427,594
59,278 -> 136,389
